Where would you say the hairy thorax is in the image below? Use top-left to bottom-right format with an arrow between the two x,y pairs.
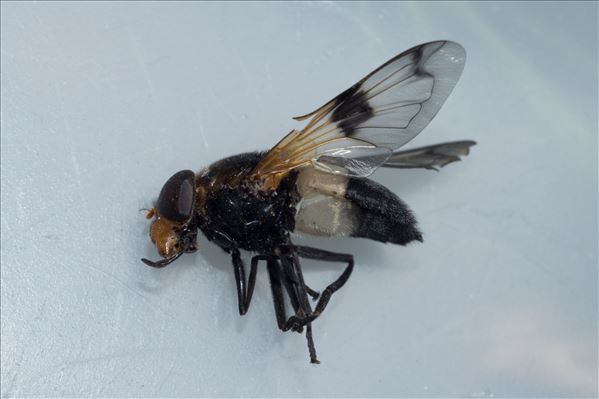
194,152 -> 300,253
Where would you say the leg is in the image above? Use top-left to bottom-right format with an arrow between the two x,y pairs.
269,257 -> 320,364
279,258 -> 319,299
278,250 -> 312,319
283,245 -> 354,331
305,324 -> 320,364
279,248 -> 320,364
232,251 -> 273,315
296,247 -> 354,321
279,259 -> 316,335
237,252 -> 313,329
266,258 -> 287,330
231,250 -> 248,315
280,266 -> 301,322
306,285 -> 320,301
244,254 -> 274,313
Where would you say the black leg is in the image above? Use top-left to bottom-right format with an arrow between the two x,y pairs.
282,245 -> 354,331
268,257 -> 319,364
305,285 -> 320,300
305,324 -> 320,364
279,251 -> 311,319
231,247 -> 323,364
232,251 -> 273,316
279,257 -> 319,300
244,254 -> 273,313
295,247 -> 354,320
280,265 -> 301,321
238,252 -> 311,330
279,248 -> 320,364
231,249 -> 248,316
266,258 -> 287,330
287,250 -> 320,364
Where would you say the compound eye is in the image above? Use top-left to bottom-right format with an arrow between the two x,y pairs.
156,170 -> 196,222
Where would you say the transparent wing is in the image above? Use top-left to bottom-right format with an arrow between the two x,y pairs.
251,41 -> 466,190
382,140 -> 476,170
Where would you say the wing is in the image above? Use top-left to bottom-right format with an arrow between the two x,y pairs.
250,41 -> 466,190
382,140 -> 476,170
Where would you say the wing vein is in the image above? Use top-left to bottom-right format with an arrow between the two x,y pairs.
250,41 -> 466,190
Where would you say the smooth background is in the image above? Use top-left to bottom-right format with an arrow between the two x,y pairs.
1,2 -> 597,397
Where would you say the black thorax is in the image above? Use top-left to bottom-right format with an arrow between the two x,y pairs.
196,152 -> 300,253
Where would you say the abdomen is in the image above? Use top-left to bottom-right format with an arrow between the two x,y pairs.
294,169 -> 422,245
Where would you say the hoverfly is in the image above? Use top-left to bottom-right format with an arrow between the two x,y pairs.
142,41 -> 475,363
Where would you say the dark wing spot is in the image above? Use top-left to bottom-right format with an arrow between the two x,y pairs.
411,45 -> 425,74
330,85 -> 374,137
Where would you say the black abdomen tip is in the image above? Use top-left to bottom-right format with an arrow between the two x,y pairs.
345,177 -> 423,246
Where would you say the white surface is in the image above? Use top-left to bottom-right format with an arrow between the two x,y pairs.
1,2 -> 597,397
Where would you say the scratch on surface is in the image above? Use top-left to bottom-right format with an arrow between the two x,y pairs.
59,109 -> 83,187
195,112 -> 209,150
325,2 -> 382,47
68,140 -> 82,188
456,3 -> 591,146
127,28 -> 156,99
208,86 -> 235,121
264,63 -> 272,90
46,24 -> 88,207
156,361 -> 176,392
0,48 -> 15,59
84,261 -> 175,319
105,356 -> 133,387
52,79 -> 95,241
19,347 -> 161,389
147,54 -> 171,67
63,126 -> 95,253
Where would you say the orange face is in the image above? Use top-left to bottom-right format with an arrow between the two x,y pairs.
148,212 -> 182,258
141,170 -> 198,268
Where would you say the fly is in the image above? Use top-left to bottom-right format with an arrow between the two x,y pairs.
142,41 -> 476,363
